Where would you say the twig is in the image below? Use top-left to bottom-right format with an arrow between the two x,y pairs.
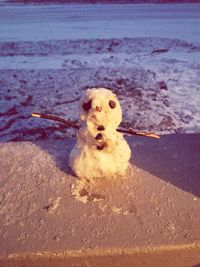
117,128 -> 160,139
32,113 -> 79,129
32,112 -> 160,139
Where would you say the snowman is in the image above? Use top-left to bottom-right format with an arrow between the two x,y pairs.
69,88 -> 131,178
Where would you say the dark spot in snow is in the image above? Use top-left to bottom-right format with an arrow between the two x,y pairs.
97,125 -> 105,131
180,114 -> 193,124
163,99 -> 170,107
19,79 -> 27,84
95,133 -> 103,140
116,79 -> 123,85
152,48 -> 169,54
158,81 -> 168,90
79,188 -> 89,197
87,193 -> 105,201
82,99 -> 92,111
97,144 -> 105,150
43,204 -> 53,212
109,100 -> 116,109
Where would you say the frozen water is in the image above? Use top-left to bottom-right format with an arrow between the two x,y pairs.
0,4 -> 200,43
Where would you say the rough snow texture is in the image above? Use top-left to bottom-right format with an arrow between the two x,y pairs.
0,134 -> 200,257
0,37 -> 200,141
69,88 -> 131,178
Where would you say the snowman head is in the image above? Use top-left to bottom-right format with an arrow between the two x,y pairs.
80,88 -> 122,128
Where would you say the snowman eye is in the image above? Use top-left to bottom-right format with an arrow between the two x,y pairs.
82,99 -> 92,111
109,100 -> 116,109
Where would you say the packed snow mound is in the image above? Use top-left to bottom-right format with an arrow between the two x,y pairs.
69,88 -> 131,178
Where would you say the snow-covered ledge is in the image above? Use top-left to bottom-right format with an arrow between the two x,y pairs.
0,134 -> 200,267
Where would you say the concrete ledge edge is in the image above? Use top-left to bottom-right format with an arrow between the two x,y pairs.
1,242 -> 200,260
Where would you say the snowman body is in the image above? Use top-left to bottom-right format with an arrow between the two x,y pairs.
69,88 -> 131,178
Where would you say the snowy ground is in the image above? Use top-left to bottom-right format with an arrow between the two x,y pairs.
0,4 -> 200,141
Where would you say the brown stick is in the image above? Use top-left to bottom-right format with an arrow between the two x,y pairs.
32,113 -> 79,129
32,112 -> 160,139
117,128 -> 160,139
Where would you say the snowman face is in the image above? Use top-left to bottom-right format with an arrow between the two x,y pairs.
80,88 -> 122,128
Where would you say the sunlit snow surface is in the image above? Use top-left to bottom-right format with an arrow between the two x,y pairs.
0,4 -> 200,141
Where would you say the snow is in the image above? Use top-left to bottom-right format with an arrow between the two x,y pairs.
0,4 -> 200,41
0,4 -> 200,42
69,88 -> 131,178
0,4 -> 200,141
